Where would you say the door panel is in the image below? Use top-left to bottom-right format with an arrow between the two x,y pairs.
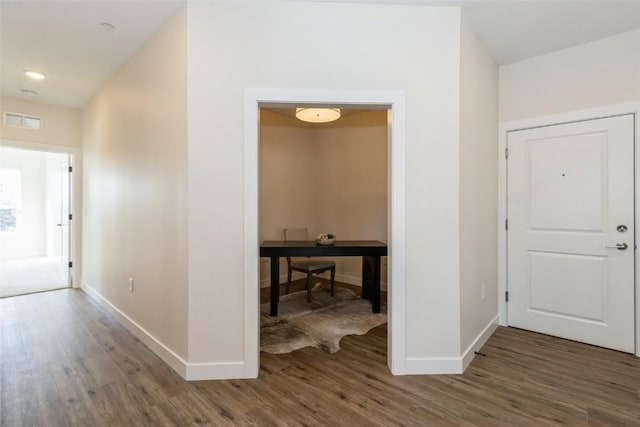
507,114 -> 634,353
527,251 -> 606,322
528,133 -> 604,231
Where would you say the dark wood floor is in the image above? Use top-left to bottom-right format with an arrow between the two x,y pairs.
2,287 -> 640,426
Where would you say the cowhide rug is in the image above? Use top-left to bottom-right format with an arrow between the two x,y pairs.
260,282 -> 387,354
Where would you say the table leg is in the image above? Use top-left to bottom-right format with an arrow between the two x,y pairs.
362,256 -> 381,313
361,257 -> 370,300
270,256 -> 279,316
372,255 -> 381,314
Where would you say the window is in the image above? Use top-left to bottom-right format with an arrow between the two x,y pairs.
0,168 -> 21,232
3,112 -> 42,130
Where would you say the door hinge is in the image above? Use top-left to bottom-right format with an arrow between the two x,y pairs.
505,219 -> 509,230
68,166 -> 73,173
505,147 -> 509,159
69,213 -> 73,220
505,291 -> 509,302
68,261 -> 73,268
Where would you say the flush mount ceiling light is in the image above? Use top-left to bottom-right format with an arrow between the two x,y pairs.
24,70 -> 46,80
21,88 -> 38,96
295,107 -> 341,123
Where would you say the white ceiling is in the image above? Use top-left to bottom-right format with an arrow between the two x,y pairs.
0,0 -> 183,109
1,0 -> 639,110
462,0 -> 640,64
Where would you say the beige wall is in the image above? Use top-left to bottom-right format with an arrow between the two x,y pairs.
82,6 -> 188,358
314,110 -> 388,284
0,96 -> 81,147
259,110 -> 317,242
188,1 -> 462,363
499,29 -> 640,122
259,109 -> 387,287
458,14 -> 499,352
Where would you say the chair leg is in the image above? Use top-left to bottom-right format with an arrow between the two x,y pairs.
330,268 -> 335,296
286,268 -> 292,294
306,273 -> 313,303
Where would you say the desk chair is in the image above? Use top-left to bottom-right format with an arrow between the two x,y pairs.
284,228 -> 336,302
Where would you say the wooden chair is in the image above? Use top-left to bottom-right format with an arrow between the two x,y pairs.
284,228 -> 336,302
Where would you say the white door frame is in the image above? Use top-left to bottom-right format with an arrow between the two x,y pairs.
498,102 -> 640,356
244,89 -> 406,376
0,139 -> 81,288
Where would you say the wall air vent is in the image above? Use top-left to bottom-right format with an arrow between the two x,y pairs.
3,112 -> 42,130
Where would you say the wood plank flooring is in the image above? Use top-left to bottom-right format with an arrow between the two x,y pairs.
2,287 -> 640,426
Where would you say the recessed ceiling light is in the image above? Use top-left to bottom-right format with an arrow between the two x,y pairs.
100,22 -> 116,31
21,89 -> 38,96
24,70 -> 46,80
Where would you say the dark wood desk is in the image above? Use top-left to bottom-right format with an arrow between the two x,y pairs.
260,240 -> 387,316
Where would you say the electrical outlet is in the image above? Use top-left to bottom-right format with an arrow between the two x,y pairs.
481,285 -> 486,301
129,277 -> 134,292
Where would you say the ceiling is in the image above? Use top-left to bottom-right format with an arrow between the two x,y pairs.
0,0 -> 182,109
1,0 -> 639,110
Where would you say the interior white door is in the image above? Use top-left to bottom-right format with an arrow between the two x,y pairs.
507,114 -> 635,353
59,161 -> 70,279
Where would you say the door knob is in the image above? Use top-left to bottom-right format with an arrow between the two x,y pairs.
605,242 -> 628,250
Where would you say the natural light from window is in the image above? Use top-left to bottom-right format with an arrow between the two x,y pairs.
0,168 -> 21,232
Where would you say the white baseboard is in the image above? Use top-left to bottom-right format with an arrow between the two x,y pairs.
461,315 -> 499,371
404,356 -> 465,374
259,271 -> 337,288
402,315 -> 499,375
80,281 -> 253,381
80,281 -> 189,378
185,361 -> 255,381
259,272 -> 387,290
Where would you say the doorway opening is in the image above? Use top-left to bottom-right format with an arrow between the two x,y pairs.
258,105 -> 389,356
0,145 -> 73,298
244,89 -> 407,377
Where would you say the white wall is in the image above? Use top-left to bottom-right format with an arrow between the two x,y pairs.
82,6 -> 188,361
499,29 -> 640,122
188,1 -> 462,367
0,147 -> 46,260
259,109 -> 387,287
458,14 -> 499,354
0,96 -> 82,148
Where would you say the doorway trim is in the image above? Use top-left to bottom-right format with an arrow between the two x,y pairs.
244,89 -> 406,376
0,138 -> 81,289
497,101 -> 640,356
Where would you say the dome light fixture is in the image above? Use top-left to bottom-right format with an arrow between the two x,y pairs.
295,107 -> 341,123
24,70 -> 46,80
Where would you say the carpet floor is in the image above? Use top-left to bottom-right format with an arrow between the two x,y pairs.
0,257 -> 68,298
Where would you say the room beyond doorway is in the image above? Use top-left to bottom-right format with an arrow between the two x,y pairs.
243,88 -> 407,377
0,146 -> 72,298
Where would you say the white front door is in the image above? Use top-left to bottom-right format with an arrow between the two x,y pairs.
507,114 -> 635,353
